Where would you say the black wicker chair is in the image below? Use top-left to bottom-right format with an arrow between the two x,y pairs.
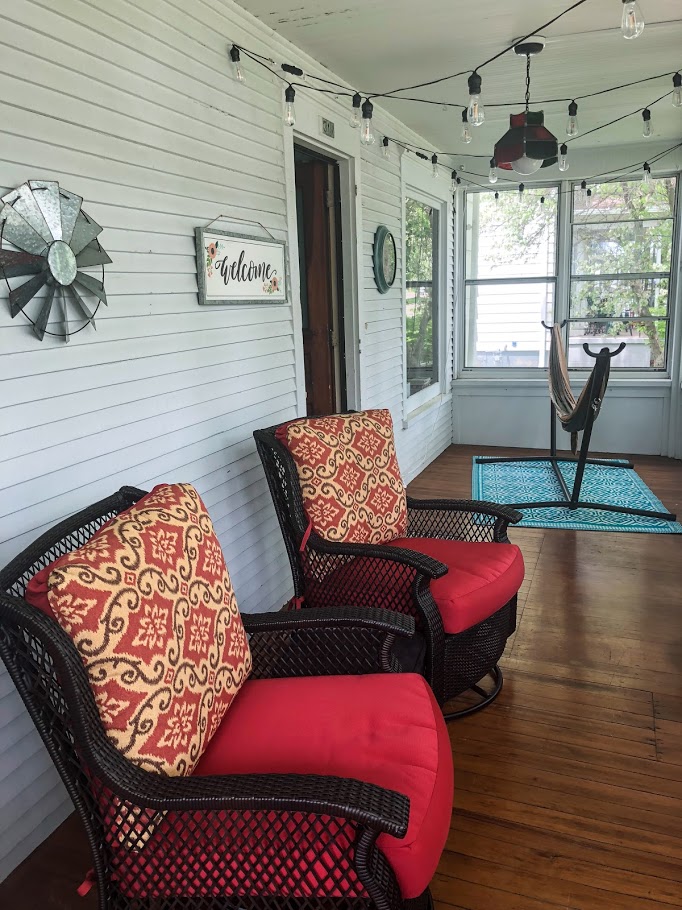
0,486 -> 446,910
254,414 -> 524,720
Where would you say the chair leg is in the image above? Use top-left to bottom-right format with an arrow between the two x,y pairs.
442,665 -> 503,721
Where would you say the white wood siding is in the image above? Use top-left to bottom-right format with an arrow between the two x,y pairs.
0,0 -> 452,880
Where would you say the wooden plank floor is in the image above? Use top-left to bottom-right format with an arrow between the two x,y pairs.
411,445 -> 682,910
1,444 -> 681,909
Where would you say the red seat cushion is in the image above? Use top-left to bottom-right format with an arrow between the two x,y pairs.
386,538 -> 524,634
193,673 -> 452,899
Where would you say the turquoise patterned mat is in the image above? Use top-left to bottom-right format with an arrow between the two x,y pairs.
473,457 -> 682,534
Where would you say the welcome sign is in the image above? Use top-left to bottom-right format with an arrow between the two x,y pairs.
195,227 -> 287,305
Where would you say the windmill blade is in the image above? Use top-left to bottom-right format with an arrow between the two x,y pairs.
33,282 -> 56,341
0,205 -> 50,256
68,284 -> 97,329
0,249 -> 45,279
58,188 -> 82,245
76,241 -> 112,268
70,211 -> 103,255
74,270 -> 107,305
2,184 -> 52,243
9,271 -> 48,317
53,286 -> 69,343
29,181 -> 63,240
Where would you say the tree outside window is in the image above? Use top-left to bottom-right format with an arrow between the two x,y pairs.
405,198 -> 439,396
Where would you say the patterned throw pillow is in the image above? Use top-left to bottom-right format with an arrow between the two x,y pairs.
44,483 -> 251,776
276,409 -> 407,545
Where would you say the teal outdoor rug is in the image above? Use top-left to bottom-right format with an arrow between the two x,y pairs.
473,457 -> 682,533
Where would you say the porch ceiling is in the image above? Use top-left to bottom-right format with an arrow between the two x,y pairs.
236,0 -> 682,156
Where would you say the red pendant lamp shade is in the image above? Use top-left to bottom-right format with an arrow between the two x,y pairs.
494,110 -> 559,174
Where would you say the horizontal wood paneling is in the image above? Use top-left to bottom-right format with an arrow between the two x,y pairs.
0,0 -> 454,881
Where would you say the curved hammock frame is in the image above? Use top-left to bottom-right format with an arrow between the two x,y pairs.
476,322 -> 677,523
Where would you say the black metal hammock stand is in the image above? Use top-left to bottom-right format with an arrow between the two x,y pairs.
476,321 -> 677,523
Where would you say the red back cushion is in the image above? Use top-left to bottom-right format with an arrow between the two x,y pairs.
275,410 -> 407,545
33,483 -> 251,776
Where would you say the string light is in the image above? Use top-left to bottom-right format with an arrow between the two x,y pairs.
540,195 -> 546,204
431,153 -> 439,177
566,100 -> 579,136
467,72 -> 485,126
461,110 -> 472,144
488,158 -> 498,184
382,136 -> 391,159
642,161 -> 653,191
673,73 -> 682,108
349,93 -> 362,128
494,190 -> 500,205
586,187 -> 592,197
284,85 -> 296,126
621,0 -> 645,39
360,99 -> 375,145
642,107 -> 652,137
229,46 -> 245,83
518,183 -> 525,196
559,142 -> 569,171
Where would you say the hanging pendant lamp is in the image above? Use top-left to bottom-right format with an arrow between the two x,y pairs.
494,38 -> 559,175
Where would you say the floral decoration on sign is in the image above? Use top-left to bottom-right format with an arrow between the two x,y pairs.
205,239 -> 219,277
263,276 -> 280,294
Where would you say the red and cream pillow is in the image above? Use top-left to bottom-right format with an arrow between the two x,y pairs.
28,483 -> 251,776
275,409 -> 407,545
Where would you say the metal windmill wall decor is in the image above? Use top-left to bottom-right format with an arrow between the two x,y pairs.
0,181 -> 111,342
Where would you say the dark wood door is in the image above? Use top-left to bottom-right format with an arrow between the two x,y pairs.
295,159 -> 336,416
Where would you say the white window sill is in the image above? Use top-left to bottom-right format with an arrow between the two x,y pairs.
402,390 -> 452,428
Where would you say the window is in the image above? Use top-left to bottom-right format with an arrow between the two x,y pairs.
405,197 -> 439,397
568,176 -> 677,370
464,187 -> 558,368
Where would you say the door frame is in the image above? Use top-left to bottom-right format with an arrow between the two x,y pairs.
283,94 -> 363,415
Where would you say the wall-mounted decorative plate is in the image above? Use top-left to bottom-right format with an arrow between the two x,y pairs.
372,225 -> 397,294
0,181 -> 111,342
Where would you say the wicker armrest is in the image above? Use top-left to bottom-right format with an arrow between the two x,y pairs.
308,534 -> 448,578
406,497 -> 522,543
244,607 -> 415,678
102,764 -> 410,840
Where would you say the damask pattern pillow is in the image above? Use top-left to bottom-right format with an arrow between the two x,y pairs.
275,409 -> 407,545
44,483 -> 251,777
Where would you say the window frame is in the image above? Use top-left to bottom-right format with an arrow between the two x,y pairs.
402,158 -> 451,417
565,173 -> 678,374
460,181 -> 562,376
459,172 -> 680,381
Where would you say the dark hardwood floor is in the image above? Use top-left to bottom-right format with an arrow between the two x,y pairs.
1,445 -> 681,910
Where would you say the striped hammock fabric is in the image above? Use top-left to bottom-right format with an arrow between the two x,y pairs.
548,325 -> 611,454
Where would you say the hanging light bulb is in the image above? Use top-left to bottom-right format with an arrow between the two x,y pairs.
349,93 -> 362,128
673,73 -> 682,108
229,46 -> 245,83
558,142 -> 569,172
494,190 -> 500,205
518,183 -> 525,197
284,85 -> 296,127
461,109 -> 472,144
488,158 -> 498,184
621,0 -> 645,39
431,153 -> 439,177
360,99 -> 375,145
642,107 -> 652,137
382,137 -> 391,160
467,72 -> 485,126
566,100 -> 579,136
642,161 -> 653,192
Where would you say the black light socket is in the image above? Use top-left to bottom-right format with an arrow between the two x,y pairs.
560,142 -> 568,155
461,108 -> 469,123
352,92 -> 362,109
674,73 -> 682,89
468,72 -> 482,95
285,85 -> 296,104
642,107 -> 651,122
229,46 -> 240,63
568,100 -> 578,117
